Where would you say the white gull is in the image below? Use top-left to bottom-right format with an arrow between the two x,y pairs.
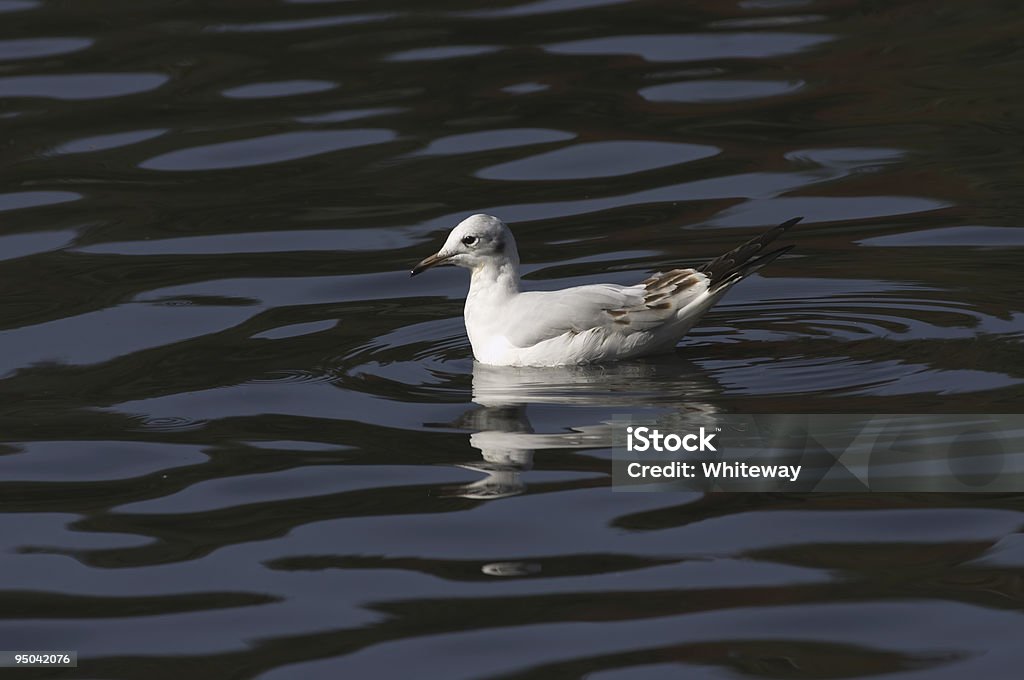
411,214 -> 800,366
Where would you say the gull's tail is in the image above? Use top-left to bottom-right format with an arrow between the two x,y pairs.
698,217 -> 802,290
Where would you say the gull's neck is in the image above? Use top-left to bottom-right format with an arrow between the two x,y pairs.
464,254 -> 521,359
469,258 -> 521,299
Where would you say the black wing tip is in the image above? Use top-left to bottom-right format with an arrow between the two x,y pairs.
700,216 -> 801,287
753,243 -> 796,267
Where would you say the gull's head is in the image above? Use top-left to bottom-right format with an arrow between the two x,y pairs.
411,213 -> 518,276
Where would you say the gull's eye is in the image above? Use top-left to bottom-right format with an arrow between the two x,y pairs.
461,235 -> 477,246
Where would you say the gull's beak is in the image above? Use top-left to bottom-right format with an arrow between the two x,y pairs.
410,251 -> 451,276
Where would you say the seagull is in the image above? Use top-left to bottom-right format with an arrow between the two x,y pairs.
412,214 -> 800,367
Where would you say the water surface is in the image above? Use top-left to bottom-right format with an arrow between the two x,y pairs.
1,0 -> 1023,678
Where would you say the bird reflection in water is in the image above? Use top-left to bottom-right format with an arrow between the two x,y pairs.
444,357 -> 725,500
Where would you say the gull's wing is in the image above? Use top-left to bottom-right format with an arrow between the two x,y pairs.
504,275 -> 709,348
500,217 -> 802,349
595,217 -> 802,337
504,284 -> 642,348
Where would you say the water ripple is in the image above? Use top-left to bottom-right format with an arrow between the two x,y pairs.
0,0 -> 38,12
387,45 -> 503,62
140,129 -> 396,171
708,195 -> 950,226
459,0 -> 628,19
76,226 -> 420,255
252,320 -> 337,340
0,441 -> 208,482
414,128 -> 574,156
0,229 -> 77,261
208,14 -> 393,33
49,128 -> 168,155
545,32 -> 835,62
295,106 -> 404,124
222,80 -> 337,99
0,72 -> 168,100
859,226 -> 1024,248
711,14 -> 826,28
0,190 -> 80,212
0,37 -> 92,61
478,140 -> 720,181
501,82 -> 549,94
640,78 -> 804,103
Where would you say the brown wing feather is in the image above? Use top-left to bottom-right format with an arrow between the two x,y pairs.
603,269 -> 705,327
641,270 -> 703,305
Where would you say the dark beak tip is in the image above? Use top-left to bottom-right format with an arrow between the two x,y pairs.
411,252 -> 448,277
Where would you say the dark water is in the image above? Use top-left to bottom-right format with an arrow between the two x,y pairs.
2,0 -> 1023,677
